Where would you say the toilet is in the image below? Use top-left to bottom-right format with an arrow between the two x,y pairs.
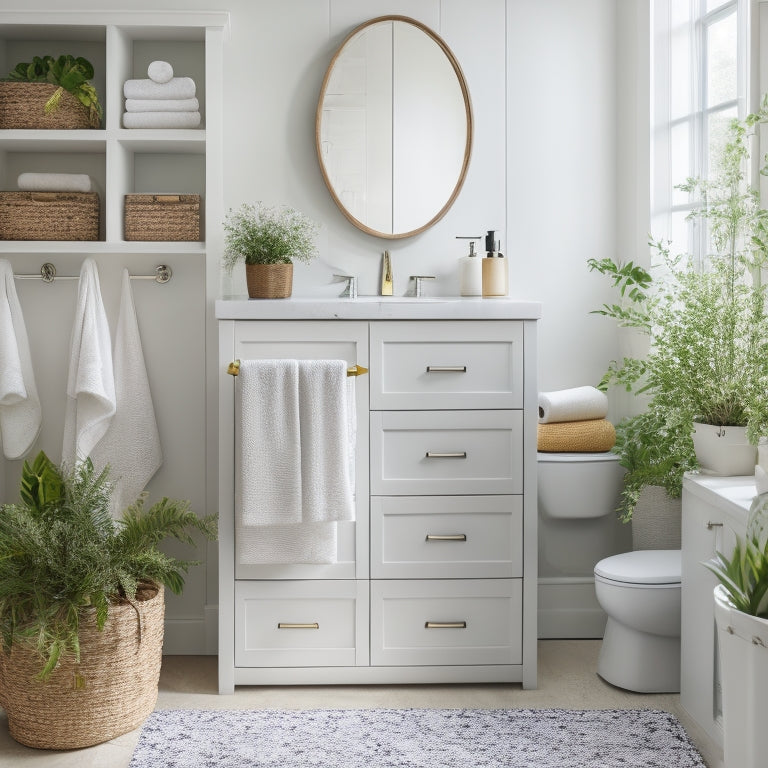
594,549 -> 681,693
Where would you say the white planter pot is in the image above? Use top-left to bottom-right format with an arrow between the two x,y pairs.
692,422 -> 756,476
713,585 -> 768,768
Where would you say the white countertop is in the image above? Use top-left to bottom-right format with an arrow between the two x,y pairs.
683,472 -> 756,522
215,296 -> 543,321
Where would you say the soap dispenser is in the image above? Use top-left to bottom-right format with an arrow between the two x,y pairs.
457,236 -> 482,296
482,230 -> 508,297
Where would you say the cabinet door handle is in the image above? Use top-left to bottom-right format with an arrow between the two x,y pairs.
425,534 -> 467,542
425,621 -> 467,629
706,521 -> 724,530
426,365 -> 467,373
277,622 -> 319,630
425,451 -> 467,459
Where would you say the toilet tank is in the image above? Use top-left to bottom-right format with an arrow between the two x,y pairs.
537,452 -> 625,519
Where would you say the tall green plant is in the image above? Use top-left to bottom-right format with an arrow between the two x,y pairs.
0,452 -> 217,679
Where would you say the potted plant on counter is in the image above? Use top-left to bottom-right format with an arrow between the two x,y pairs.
0,451 -> 217,750
705,491 -> 768,768
222,201 -> 319,298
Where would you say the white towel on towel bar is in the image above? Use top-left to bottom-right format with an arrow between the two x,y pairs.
236,358 -> 355,564
0,260 -> 41,459
91,269 -> 162,516
61,258 -> 115,466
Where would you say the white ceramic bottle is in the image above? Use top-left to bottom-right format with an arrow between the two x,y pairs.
458,239 -> 483,296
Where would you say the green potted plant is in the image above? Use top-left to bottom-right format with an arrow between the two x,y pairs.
223,201 -> 319,299
0,451 -> 217,750
704,491 -> 768,768
0,54 -> 103,129
589,97 -> 768,521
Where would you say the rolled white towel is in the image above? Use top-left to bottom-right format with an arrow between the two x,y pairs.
122,111 -> 201,129
123,76 -> 196,101
538,385 -> 608,424
125,97 -> 199,113
147,60 -> 173,84
17,172 -> 92,193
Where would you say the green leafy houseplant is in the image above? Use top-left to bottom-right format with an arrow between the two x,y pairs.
589,96 -> 768,518
7,54 -> 103,127
222,202 -> 319,270
0,451 -> 217,679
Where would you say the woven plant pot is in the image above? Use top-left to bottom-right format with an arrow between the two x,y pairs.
631,485 -> 682,551
0,583 -> 164,750
246,262 -> 293,299
0,82 -> 97,129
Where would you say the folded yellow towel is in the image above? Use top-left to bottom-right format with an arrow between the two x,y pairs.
537,419 -> 616,452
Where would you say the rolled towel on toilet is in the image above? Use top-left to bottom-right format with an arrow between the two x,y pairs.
538,385 -> 609,424
147,60 -> 174,84
123,76 -> 196,101
537,419 -> 616,452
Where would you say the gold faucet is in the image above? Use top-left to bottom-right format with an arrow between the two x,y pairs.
381,251 -> 393,295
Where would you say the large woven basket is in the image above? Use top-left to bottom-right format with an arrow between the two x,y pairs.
0,191 -> 99,241
0,82 -> 97,129
0,583 -> 164,750
246,262 -> 294,298
124,193 -> 201,241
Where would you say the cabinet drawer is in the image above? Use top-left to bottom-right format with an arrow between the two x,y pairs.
235,580 -> 369,667
370,321 -> 523,410
371,496 -> 522,578
370,410 -> 522,495
370,579 -> 522,666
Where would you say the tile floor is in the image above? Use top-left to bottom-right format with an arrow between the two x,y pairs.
0,640 -> 721,768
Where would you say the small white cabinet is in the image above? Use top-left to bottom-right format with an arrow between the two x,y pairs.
217,301 -> 540,692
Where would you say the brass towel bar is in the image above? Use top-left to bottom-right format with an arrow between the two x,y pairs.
227,360 -> 368,378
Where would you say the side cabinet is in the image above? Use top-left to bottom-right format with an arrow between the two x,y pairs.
218,317 -> 538,692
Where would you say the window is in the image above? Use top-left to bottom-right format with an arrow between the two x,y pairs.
651,0 -> 748,267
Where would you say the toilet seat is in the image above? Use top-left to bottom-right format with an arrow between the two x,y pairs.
594,549 -> 681,586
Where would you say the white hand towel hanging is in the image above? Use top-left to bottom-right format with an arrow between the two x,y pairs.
91,269 -> 162,516
0,260 -> 41,459
61,258 -> 115,466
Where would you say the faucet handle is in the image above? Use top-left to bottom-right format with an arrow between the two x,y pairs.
409,275 -> 436,298
333,274 -> 358,299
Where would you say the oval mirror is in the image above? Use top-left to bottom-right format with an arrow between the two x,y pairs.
316,16 -> 473,239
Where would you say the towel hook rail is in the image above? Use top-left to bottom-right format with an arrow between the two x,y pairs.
14,262 -> 172,284
227,359 -> 368,378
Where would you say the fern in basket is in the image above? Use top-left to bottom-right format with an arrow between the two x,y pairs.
0,451 -> 217,679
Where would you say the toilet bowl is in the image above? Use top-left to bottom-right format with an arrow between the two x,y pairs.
594,549 -> 681,693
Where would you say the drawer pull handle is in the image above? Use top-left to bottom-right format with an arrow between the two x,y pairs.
425,621 -> 467,629
277,622 -> 319,630
706,521 -> 724,530
426,365 -> 467,373
425,451 -> 467,459
426,534 -> 467,542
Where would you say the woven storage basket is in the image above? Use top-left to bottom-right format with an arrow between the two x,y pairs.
631,485 -> 682,551
0,583 -> 164,750
246,262 -> 294,298
0,191 -> 99,241
0,82 -> 96,129
124,193 -> 201,241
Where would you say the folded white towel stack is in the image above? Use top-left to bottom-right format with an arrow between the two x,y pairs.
91,269 -> 162,517
236,358 -> 356,565
0,260 -> 41,459
17,172 -> 92,193
61,258 -> 115,466
123,65 -> 200,128
538,385 -> 609,424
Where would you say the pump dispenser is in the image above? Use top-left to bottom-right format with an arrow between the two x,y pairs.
457,235 -> 482,296
482,229 -> 508,297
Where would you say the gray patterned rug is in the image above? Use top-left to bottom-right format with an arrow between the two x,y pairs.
128,708 -> 706,768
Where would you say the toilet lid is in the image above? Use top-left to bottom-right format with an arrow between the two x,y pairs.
594,549 -> 681,585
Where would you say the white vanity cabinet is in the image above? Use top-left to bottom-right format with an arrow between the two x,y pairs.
217,301 -> 540,693
680,474 -> 753,762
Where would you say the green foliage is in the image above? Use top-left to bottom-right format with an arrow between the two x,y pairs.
0,452 -> 217,679
704,493 -> 768,617
589,98 -> 768,518
7,54 -> 102,127
222,202 -> 319,270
